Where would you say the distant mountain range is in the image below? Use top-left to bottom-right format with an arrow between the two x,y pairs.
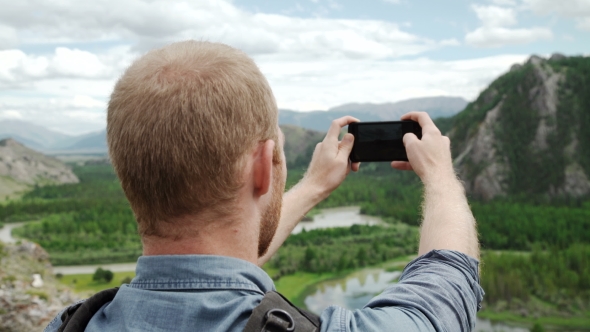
279,96 -> 468,132
0,120 -> 106,154
0,96 -> 467,154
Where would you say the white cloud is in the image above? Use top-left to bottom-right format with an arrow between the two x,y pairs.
0,25 -> 18,50
440,38 -> 461,46
262,54 -> 530,111
466,5 -> 553,48
0,0 -> 434,60
490,0 -> 517,6
473,5 -> 517,27
523,0 -> 590,16
0,110 -> 23,120
466,27 -> 552,48
0,47 -> 131,88
578,17 -> 590,30
0,96 -> 107,135
0,0 -> 536,133
524,0 -> 590,31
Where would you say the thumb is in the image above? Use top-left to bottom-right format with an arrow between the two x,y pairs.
403,133 -> 419,147
338,133 -> 354,159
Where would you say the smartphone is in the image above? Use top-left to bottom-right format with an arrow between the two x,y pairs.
348,121 -> 422,162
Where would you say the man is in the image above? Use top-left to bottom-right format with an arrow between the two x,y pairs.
45,41 -> 483,332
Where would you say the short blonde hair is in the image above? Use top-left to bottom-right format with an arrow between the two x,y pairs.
107,41 -> 278,237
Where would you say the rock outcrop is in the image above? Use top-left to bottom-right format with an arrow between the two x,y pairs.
0,138 -> 79,199
0,241 -> 80,332
450,54 -> 590,200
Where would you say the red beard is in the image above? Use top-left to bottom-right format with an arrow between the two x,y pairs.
257,162 -> 284,258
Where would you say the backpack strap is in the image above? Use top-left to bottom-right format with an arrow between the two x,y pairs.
244,291 -> 321,332
57,287 -> 119,332
57,288 -> 319,332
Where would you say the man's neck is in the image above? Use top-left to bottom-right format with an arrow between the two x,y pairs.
141,212 -> 260,265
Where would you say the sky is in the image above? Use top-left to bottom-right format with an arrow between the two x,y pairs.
0,0 -> 589,135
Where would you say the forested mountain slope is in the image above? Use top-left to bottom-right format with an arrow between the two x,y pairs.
448,55 -> 590,200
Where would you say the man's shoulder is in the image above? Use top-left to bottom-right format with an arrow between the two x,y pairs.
44,299 -> 86,332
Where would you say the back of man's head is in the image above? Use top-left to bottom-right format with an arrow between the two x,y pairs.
107,40 -> 279,238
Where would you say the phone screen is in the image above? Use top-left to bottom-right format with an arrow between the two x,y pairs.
348,121 -> 422,162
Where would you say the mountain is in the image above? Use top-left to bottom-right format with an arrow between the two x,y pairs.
0,119 -> 107,153
62,130 -> 107,153
0,120 -> 73,151
449,54 -> 590,200
0,139 -> 79,199
279,96 -> 468,132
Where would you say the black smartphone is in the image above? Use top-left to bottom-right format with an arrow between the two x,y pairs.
348,121 -> 422,162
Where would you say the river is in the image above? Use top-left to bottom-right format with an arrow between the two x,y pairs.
0,207 -> 550,330
0,222 -> 25,244
292,206 -> 384,234
304,267 -> 531,332
51,206 -> 382,274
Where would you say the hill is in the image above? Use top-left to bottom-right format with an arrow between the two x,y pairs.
279,96 -> 467,132
280,125 -> 325,168
0,241 -> 79,331
0,139 -> 79,199
449,54 -> 590,200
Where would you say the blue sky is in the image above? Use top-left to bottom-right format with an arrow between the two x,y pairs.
0,0 -> 588,134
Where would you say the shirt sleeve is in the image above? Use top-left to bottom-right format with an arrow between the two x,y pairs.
319,250 -> 484,332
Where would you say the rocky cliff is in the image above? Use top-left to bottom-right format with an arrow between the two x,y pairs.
0,139 -> 79,199
0,241 -> 80,331
450,54 -> 590,200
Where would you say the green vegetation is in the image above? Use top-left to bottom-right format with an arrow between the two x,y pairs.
93,268 -> 114,283
60,271 -> 136,293
550,56 -> 590,178
478,310 -> 590,331
480,245 -> 590,330
268,223 -> 418,279
8,165 -> 141,265
482,245 -> 589,309
474,200 -> 590,250
0,164 -> 126,223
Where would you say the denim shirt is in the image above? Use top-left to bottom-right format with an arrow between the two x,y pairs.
45,250 -> 483,332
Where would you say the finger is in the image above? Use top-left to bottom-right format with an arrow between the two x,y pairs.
391,161 -> 413,171
400,112 -> 440,134
443,136 -> 451,147
351,162 -> 360,172
324,116 -> 360,145
337,133 -> 354,162
403,132 -> 419,147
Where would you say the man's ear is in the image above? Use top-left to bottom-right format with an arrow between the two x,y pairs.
253,139 -> 275,197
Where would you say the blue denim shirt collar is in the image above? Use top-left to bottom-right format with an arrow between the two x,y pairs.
129,254 -> 275,295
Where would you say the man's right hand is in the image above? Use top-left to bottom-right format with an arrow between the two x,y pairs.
391,112 -> 455,186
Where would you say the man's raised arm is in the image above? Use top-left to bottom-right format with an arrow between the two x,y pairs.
258,116 -> 359,266
392,111 -> 479,259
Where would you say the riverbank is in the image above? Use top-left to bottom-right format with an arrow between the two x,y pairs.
478,310 -> 590,331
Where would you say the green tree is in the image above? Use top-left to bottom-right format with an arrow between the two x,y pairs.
530,322 -> 545,332
93,268 -> 114,283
